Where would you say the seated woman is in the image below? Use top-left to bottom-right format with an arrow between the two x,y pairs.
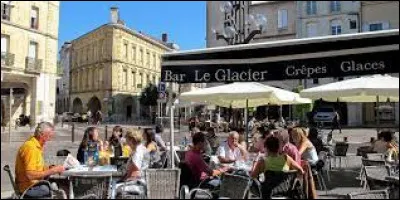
185,132 -> 230,184
374,131 -> 399,161
276,129 -> 302,165
250,126 -> 273,153
251,136 -> 304,179
108,126 -> 123,157
142,128 -> 158,153
290,128 -> 319,166
76,127 -> 102,164
308,127 -> 324,155
115,129 -> 150,197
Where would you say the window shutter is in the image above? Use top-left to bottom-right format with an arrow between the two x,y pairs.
283,10 -> 288,28
382,21 -> 390,30
29,42 -> 37,58
278,10 -> 282,28
1,36 -> 7,53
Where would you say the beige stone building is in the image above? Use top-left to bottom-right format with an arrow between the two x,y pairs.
1,1 -> 61,128
69,7 -> 176,122
361,1 -> 399,126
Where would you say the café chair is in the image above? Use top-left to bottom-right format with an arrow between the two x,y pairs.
68,173 -> 113,199
218,174 -> 252,199
346,189 -> 389,199
3,164 -> 63,199
145,169 -> 181,199
261,170 -> 304,199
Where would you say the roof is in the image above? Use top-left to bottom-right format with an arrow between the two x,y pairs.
71,23 -> 174,51
164,29 -> 399,57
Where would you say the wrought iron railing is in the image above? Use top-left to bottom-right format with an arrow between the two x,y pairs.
25,57 -> 43,73
1,52 -> 15,67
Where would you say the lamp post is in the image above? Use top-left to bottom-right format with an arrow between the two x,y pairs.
212,1 -> 268,148
212,1 -> 267,45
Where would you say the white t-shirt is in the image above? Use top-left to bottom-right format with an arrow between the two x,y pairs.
129,144 -> 150,173
217,142 -> 243,161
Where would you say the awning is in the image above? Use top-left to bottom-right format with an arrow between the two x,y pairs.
161,29 -> 399,83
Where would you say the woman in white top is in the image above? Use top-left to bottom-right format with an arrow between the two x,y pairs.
122,129 -> 150,181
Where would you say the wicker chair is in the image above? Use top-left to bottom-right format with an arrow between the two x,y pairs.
364,166 -> 390,190
145,169 -> 181,199
68,173 -> 113,199
262,170 -> 304,199
346,189 -> 389,199
218,174 -> 252,199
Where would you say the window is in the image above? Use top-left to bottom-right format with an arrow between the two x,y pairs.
132,71 -> 136,87
331,20 -> 342,35
1,1 -> 10,21
1,34 -> 9,53
139,48 -> 143,64
132,45 -> 136,62
28,41 -> 38,59
313,78 -> 319,84
146,51 -> 150,66
330,1 -> 341,12
124,42 -> 128,58
369,23 -> 383,31
30,6 -> 39,29
153,54 -> 156,68
306,23 -> 317,37
350,20 -> 357,29
123,69 -> 127,86
278,9 -> 288,29
306,1 -> 317,15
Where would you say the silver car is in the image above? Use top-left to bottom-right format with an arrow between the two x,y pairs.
313,107 -> 336,122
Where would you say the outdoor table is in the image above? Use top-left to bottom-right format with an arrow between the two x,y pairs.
49,165 -> 123,199
385,176 -> 399,185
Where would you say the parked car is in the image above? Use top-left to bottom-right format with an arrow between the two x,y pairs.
62,112 -> 74,122
313,107 -> 336,123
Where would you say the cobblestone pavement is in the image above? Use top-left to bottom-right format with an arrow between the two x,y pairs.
1,125 -> 398,198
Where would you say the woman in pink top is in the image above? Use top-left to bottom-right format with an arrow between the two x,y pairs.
277,129 -> 302,165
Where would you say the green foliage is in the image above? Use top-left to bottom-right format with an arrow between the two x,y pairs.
139,83 -> 158,106
292,85 -> 313,121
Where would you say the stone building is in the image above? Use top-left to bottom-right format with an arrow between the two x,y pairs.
1,1 -> 61,128
69,7 -> 176,122
205,1 -> 399,126
56,42 -> 71,114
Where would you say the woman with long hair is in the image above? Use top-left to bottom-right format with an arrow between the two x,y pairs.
142,128 -> 158,153
290,127 -> 318,165
108,126 -> 123,157
77,127 -> 101,164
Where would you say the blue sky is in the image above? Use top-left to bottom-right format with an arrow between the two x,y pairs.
58,1 -> 206,52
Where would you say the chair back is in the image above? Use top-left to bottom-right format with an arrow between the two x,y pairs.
361,158 -> 386,167
145,169 -> 181,199
346,189 -> 389,199
364,166 -> 390,190
366,153 -> 384,160
178,162 -> 198,189
110,157 -> 129,172
219,174 -> 251,199
69,173 -> 112,199
334,142 -> 349,157
3,165 -> 20,197
262,170 -> 299,198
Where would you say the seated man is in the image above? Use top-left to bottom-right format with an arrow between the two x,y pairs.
15,122 -> 65,198
185,132 -> 229,184
217,131 -> 248,164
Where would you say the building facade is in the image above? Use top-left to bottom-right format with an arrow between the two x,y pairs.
69,8 -> 174,123
1,1 -> 60,128
205,1 -> 399,126
56,42 -> 71,114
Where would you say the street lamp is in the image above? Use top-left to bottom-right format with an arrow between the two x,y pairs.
212,1 -> 267,45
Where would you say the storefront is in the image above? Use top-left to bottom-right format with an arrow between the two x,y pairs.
161,29 -> 399,126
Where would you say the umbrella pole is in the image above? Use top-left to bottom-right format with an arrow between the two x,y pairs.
170,102 -> 175,169
376,96 -> 380,135
245,99 -> 249,149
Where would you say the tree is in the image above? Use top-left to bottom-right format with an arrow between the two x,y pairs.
139,84 -> 158,119
292,85 -> 313,122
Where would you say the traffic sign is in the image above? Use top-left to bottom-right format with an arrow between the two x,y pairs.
158,82 -> 166,92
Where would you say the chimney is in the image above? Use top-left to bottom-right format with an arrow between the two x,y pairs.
162,33 -> 168,43
110,7 -> 119,24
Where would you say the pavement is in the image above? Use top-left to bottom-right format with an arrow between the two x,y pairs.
1,125 -> 398,198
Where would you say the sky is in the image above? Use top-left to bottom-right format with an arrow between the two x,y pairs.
58,1 -> 206,52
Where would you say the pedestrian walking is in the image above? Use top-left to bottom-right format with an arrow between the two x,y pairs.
331,110 -> 342,133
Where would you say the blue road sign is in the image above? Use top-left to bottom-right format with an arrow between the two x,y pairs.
158,82 -> 166,92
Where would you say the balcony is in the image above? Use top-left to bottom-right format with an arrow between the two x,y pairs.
1,52 -> 15,68
25,57 -> 43,73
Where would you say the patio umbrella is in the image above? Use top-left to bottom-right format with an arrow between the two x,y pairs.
179,82 -> 311,147
300,74 -> 399,131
